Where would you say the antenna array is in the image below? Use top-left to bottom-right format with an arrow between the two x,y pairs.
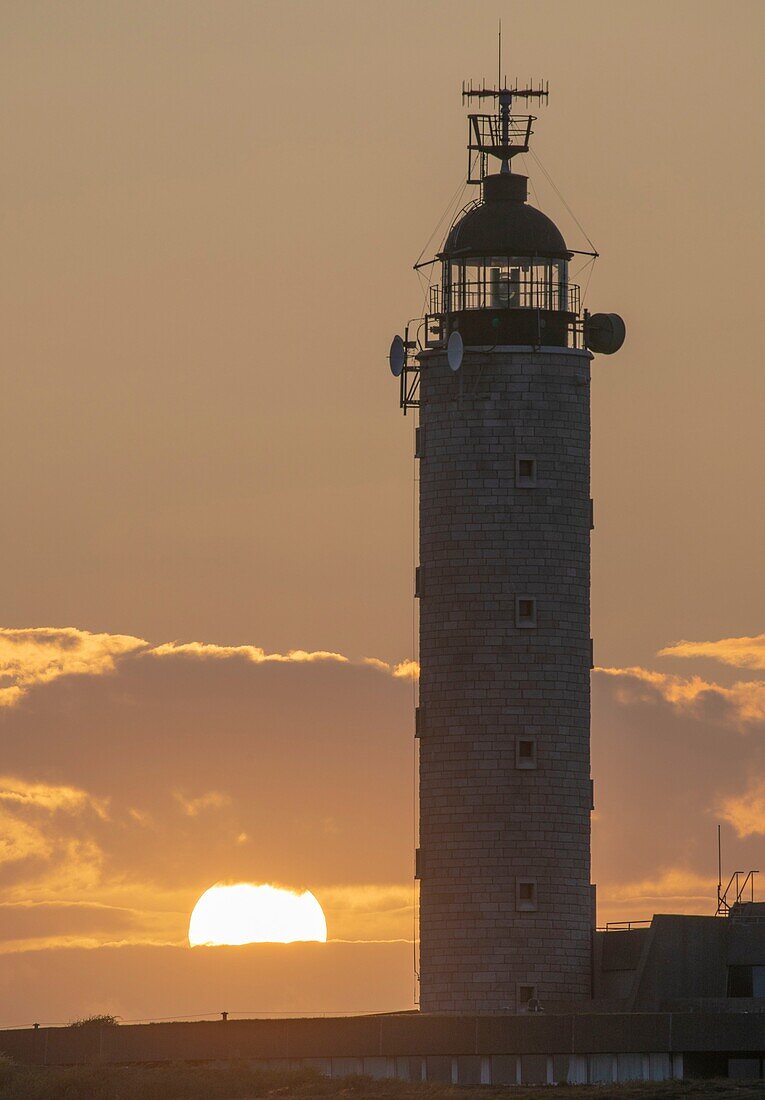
461,78 -> 549,184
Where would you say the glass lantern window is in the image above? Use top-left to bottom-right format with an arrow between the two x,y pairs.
447,257 -> 570,312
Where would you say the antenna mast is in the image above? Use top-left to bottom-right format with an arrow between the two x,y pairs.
461,75 -> 549,183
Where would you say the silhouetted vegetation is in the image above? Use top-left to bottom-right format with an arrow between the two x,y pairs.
67,1015 -> 120,1029
0,1060 -> 761,1100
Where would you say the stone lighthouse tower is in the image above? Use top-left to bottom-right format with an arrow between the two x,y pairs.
389,81 -> 624,1014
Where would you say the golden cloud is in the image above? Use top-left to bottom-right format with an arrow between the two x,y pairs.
0,810 -> 53,867
150,642 -> 419,680
0,776 -> 108,819
595,666 -> 765,726
0,626 -> 418,711
173,790 -> 231,817
658,633 -> 765,671
0,853 -> 193,950
149,641 -> 349,665
0,627 -> 147,707
301,884 -> 415,943
362,657 -> 419,680
0,878 -> 416,953
0,777 -> 110,872
718,780 -> 765,838
597,868 -> 718,924
392,659 -> 419,681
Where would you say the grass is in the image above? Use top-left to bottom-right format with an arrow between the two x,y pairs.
0,1062 -> 762,1100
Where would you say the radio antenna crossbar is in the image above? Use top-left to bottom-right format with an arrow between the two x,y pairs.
461,77 -> 549,182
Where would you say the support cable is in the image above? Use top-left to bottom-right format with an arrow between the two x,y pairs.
528,147 -> 599,254
413,173 -> 469,271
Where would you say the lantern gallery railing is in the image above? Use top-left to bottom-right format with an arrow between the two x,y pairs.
430,279 -> 580,315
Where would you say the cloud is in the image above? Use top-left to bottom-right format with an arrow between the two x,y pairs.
0,776 -> 108,818
0,642 -> 414,888
362,657 -> 419,680
0,627 -> 147,706
315,884 -> 415,943
0,811 -> 53,868
0,942 -> 415,1025
151,642 -> 420,680
0,626 -> 415,961
149,641 -> 349,666
719,780 -> 765,837
0,777 -> 110,879
659,633 -> 765,671
595,666 -> 765,726
391,659 -> 419,681
173,790 -> 231,817
0,627 -> 418,715
598,868 -> 718,923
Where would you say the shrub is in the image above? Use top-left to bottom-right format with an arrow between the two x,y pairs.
67,1016 -> 119,1029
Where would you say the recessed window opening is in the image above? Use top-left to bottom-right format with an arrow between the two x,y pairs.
518,985 -> 536,1010
517,879 -> 538,911
728,965 -> 765,998
516,456 -> 537,487
516,737 -> 537,769
516,597 -> 537,628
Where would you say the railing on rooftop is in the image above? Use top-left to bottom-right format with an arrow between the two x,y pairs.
717,870 -> 759,916
599,920 -> 652,932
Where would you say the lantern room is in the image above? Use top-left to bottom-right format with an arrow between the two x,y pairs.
434,170 -> 577,347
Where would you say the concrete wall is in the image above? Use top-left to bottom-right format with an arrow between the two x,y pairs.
592,912 -> 765,1011
417,345 -> 594,1012
0,1013 -> 762,1082
632,916 -> 729,1010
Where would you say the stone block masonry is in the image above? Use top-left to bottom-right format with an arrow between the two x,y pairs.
417,346 -> 594,1013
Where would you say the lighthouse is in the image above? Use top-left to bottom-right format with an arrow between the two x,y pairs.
390,80 -> 624,1014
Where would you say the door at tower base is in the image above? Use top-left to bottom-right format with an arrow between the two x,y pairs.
417,346 -> 593,1014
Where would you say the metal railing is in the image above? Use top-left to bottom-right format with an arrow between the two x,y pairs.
430,279 -> 580,315
468,113 -> 534,155
717,870 -> 759,915
599,920 -> 652,932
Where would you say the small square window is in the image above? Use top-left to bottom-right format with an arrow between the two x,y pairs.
516,879 -> 537,911
516,597 -> 537,628
516,456 -> 537,487
518,984 -> 536,1010
516,737 -> 537,769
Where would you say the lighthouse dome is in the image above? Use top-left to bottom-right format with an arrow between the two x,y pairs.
443,172 -> 569,260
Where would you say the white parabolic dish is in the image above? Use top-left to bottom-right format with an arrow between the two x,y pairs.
447,330 -> 464,372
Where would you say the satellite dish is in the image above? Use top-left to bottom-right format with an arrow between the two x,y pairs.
388,335 -> 406,377
447,330 -> 464,372
585,313 -> 626,355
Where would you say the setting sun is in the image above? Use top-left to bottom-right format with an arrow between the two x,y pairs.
188,884 -> 327,946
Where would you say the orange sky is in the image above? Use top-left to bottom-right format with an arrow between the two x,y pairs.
0,0 -> 763,1023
